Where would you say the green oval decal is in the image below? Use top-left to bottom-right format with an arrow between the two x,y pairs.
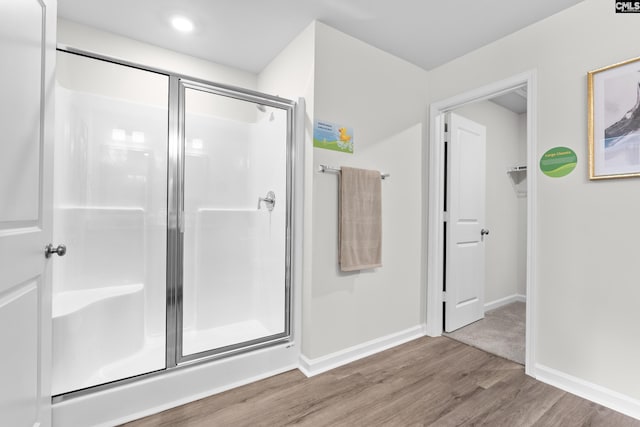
540,146 -> 577,178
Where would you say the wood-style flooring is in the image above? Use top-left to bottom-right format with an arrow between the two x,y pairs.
123,337 -> 640,426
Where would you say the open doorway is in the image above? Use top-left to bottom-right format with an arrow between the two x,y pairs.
426,71 -> 537,376
442,89 -> 527,365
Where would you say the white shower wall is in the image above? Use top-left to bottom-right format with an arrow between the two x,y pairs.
52,20 -> 301,426
250,112 -> 287,333
182,105 -> 287,355
53,50 -> 290,396
53,84 -> 168,394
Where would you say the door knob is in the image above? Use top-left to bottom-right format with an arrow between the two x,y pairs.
45,244 -> 67,258
480,229 -> 490,236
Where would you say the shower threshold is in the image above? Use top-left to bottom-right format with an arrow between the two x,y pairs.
183,319 -> 273,356
55,319 -> 277,396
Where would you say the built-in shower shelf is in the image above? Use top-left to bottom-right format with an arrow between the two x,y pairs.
53,283 -> 143,318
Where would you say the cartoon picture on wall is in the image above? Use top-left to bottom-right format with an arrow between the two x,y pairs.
313,120 -> 354,153
589,56 -> 640,179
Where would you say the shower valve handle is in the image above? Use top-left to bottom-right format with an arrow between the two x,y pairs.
45,243 -> 67,258
257,191 -> 276,212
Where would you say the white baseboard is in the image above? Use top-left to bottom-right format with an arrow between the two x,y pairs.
535,364 -> 640,421
299,325 -> 426,377
484,294 -> 526,312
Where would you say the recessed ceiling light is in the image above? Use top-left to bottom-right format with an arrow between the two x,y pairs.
171,16 -> 194,33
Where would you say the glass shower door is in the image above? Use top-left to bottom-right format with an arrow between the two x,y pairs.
53,52 -> 168,394
180,82 -> 292,360
52,49 -> 297,395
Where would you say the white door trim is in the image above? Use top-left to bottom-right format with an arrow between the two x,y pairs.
426,70 -> 538,377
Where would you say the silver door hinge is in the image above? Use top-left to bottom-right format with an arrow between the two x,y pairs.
442,291 -> 447,302
442,212 -> 449,222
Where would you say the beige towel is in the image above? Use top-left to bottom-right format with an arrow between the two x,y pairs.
339,167 -> 382,271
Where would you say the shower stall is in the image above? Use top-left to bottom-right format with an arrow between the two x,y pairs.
52,49 -> 296,397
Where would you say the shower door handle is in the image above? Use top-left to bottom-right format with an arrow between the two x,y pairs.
257,191 -> 276,212
45,243 -> 67,258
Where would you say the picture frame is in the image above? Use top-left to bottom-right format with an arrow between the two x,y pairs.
588,56 -> 640,180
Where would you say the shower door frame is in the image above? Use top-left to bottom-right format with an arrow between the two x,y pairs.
169,78 -> 295,367
54,46 -> 297,400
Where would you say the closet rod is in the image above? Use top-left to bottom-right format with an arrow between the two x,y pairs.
318,164 -> 390,180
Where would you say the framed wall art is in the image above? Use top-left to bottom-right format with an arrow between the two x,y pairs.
588,56 -> 640,179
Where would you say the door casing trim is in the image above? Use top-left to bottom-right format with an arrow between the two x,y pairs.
426,70 -> 538,377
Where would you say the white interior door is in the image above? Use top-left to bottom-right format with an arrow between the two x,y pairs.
444,112 -> 487,333
0,0 -> 56,425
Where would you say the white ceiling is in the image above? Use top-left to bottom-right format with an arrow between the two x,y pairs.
58,0 -> 584,74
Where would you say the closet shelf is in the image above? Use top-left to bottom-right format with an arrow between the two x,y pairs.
507,165 -> 527,197
507,165 -> 527,173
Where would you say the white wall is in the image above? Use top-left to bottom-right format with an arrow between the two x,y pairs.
258,22 -> 316,356
428,0 -> 640,400
305,22 -> 429,359
454,101 -> 526,305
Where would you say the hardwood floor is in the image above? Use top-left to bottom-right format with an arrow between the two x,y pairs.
123,337 -> 639,426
